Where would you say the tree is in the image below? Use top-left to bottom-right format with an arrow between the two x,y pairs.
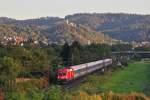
134,45 -> 150,51
31,49 -> 48,71
60,43 -> 71,66
111,44 -> 132,52
70,41 -> 81,65
0,56 -> 21,92
71,47 -> 81,65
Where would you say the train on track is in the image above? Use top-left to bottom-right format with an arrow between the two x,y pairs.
57,59 -> 112,82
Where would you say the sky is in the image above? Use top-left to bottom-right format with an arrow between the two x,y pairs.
0,0 -> 150,19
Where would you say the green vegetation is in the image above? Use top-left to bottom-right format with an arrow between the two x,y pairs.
101,62 -> 150,94
60,42 -> 111,66
0,42 -> 112,99
111,44 -> 132,51
72,91 -> 149,100
0,57 -> 21,92
0,42 -> 150,99
5,85 -> 71,100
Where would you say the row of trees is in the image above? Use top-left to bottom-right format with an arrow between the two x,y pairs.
61,42 -> 111,66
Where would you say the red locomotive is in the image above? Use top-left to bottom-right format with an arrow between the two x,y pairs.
57,68 -> 74,81
57,59 -> 112,82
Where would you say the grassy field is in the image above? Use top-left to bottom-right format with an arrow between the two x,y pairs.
75,61 -> 150,96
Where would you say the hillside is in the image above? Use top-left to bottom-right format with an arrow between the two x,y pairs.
0,18 -> 115,45
66,13 -> 150,42
0,13 -> 150,44
40,20 -> 114,44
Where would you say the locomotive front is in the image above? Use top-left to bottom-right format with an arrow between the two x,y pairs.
57,68 -> 74,82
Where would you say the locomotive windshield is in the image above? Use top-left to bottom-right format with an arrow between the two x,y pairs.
58,72 -> 66,76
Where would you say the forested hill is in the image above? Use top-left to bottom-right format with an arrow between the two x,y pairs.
0,17 -> 62,25
0,17 -> 115,45
0,13 -> 150,44
65,13 -> 150,42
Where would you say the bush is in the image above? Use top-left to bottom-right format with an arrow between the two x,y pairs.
72,91 -> 102,100
44,85 -> 62,100
5,92 -> 27,100
132,54 -> 141,61
104,92 -> 149,100
27,88 -> 44,100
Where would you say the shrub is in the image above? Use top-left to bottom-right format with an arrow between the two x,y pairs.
5,92 -> 27,100
72,91 -> 102,100
27,89 -> 44,100
44,85 -> 62,100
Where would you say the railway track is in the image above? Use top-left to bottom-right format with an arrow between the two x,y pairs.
60,77 -> 86,89
43,77 -> 86,91
43,78 -> 85,91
